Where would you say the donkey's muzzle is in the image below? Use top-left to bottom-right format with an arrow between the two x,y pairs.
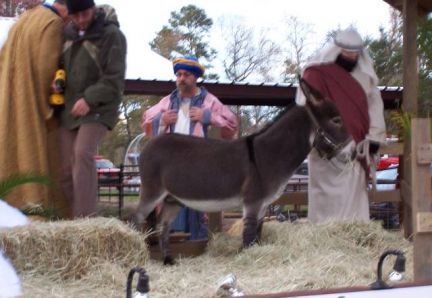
313,128 -> 347,160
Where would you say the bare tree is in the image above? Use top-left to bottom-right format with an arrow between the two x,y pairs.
222,19 -> 281,82
282,16 -> 315,83
219,18 -> 282,135
0,0 -> 40,17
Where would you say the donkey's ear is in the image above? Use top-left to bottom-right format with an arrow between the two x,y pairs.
299,78 -> 322,106
299,78 -> 311,98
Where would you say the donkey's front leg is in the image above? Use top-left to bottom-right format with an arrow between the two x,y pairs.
256,205 -> 268,243
158,201 -> 182,265
256,216 -> 265,243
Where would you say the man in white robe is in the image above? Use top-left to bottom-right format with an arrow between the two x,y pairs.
296,28 -> 386,224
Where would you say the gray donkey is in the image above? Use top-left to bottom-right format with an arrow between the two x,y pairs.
133,79 -> 351,265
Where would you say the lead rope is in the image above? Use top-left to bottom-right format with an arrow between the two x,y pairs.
355,139 -> 379,191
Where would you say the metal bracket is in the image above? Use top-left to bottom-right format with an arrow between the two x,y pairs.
416,144 -> 432,164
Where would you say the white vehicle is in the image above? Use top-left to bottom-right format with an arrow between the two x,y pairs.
370,165 -> 400,229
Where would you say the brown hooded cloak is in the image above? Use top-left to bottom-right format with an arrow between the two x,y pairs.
0,5 -> 68,214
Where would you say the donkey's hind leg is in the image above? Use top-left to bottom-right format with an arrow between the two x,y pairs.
157,200 -> 183,265
243,204 -> 267,247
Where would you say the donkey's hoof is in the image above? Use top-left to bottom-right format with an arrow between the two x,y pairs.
163,255 -> 176,266
242,239 -> 259,249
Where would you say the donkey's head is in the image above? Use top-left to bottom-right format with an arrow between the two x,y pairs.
299,78 -> 351,159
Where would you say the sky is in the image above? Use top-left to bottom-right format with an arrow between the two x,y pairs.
2,0 -> 395,81
97,0 -> 394,81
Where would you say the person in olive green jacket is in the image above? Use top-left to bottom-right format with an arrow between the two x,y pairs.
59,0 -> 127,217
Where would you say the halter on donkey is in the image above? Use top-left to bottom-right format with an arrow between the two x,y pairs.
133,78 -> 351,265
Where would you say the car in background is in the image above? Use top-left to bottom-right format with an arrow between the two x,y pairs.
377,155 -> 399,171
375,165 -> 399,191
285,161 -> 308,192
282,159 -> 401,229
95,156 -> 121,186
122,152 -> 141,192
370,165 -> 400,229
123,174 -> 141,192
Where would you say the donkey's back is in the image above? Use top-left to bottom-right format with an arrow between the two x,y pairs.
138,133 -> 250,210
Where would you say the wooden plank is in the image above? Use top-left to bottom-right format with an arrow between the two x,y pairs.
411,118 -> 432,281
401,0 -> 417,241
383,0 -> 432,15
379,142 -> 404,155
146,232 -> 191,245
402,141 -> 414,237
275,190 -> 400,206
124,80 -> 402,109
400,179 -> 412,207
274,192 -> 307,205
417,144 -> 432,164
224,212 -> 242,218
417,212 -> 432,233
244,282 -> 432,298
368,190 -> 401,203
413,235 -> 432,280
403,0 -> 419,114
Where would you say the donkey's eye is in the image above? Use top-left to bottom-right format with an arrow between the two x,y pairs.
331,116 -> 343,126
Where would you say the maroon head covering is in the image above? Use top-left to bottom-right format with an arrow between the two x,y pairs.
302,63 -> 369,144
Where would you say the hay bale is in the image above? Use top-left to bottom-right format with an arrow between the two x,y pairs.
0,217 -> 149,279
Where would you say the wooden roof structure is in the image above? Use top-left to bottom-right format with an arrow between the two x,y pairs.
383,0 -> 432,14
125,79 -> 403,109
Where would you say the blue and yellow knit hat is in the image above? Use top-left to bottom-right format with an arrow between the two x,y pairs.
173,56 -> 205,78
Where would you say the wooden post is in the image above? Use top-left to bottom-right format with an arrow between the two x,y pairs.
401,0 -> 432,282
411,119 -> 432,281
401,0 -> 418,238
402,0 -> 418,115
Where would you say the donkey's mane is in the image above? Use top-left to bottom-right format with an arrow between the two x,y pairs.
245,101 -> 297,141
244,102 -> 298,163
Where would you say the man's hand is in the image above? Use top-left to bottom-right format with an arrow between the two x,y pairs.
189,107 -> 203,122
161,109 -> 178,125
71,98 -> 90,117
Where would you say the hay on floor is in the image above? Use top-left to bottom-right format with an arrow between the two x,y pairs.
1,219 -> 413,298
0,217 -> 149,279
155,220 -> 413,297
